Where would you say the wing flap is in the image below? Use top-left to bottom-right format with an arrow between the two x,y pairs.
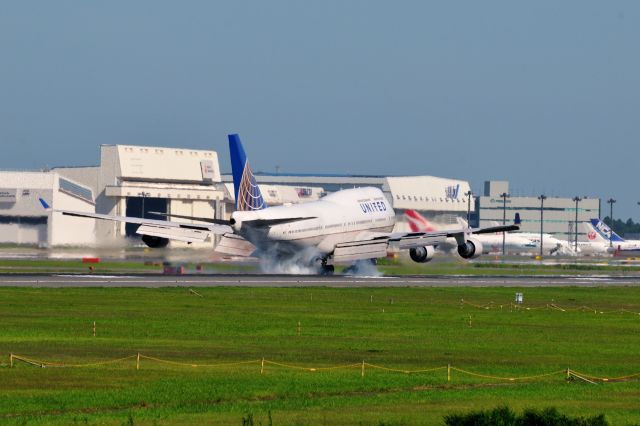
147,211 -> 231,225
242,217 -> 317,228
396,234 -> 448,250
332,240 -> 389,264
136,225 -> 210,243
214,233 -> 256,257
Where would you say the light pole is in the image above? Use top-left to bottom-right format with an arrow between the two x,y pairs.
572,196 -> 581,252
500,192 -> 509,256
607,198 -> 616,247
139,192 -> 150,219
465,190 -> 473,226
538,195 -> 547,258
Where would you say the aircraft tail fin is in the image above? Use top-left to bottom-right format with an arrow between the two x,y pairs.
404,209 -> 437,232
589,218 -> 625,242
583,221 -> 608,243
228,134 -> 266,211
38,197 -> 51,210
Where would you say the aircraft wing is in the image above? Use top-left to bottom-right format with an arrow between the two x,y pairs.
38,196 -> 233,243
470,224 -> 520,235
330,224 -> 519,263
56,209 -> 233,235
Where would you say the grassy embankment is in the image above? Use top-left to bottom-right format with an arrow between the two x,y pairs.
1,286 -> 640,424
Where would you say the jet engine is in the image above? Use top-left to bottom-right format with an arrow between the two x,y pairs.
409,246 -> 435,263
457,238 -> 483,259
141,234 -> 169,248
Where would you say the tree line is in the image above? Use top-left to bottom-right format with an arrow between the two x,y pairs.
603,216 -> 640,237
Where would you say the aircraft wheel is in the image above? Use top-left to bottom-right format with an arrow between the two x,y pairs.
320,264 -> 335,275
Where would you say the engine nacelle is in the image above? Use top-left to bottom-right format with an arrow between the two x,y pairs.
141,234 -> 169,248
409,246 -> 435,263
457,238 -> 483,259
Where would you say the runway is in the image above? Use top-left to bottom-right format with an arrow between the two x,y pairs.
0,274 -> 639,287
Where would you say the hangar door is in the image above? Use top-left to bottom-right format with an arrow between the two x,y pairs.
125,197 -> 167,238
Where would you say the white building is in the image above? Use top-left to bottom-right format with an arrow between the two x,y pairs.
383,176 -> 473,231
0,172 -> 95,246
55,145 -> 227,248
478,181 -> 600,241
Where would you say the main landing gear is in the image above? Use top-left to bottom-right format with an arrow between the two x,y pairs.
315,257 -> 335,275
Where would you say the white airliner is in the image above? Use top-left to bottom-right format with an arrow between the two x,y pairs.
404,210 -> 580,256
404,210 -> 537,255
39,134 -> 517,274
587,219 -> 640,256
558,221 -> 610,256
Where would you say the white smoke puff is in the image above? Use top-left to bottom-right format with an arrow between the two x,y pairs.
343,259 -> 383,277
259,245 -> 322,275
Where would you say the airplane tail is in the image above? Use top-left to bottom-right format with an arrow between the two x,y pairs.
228,134 -> 266,211
588,218 -> 625,243
583,221 -> 608,243
404,210 -> 437,232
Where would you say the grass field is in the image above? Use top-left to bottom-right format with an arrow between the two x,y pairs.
1,285 -> 640,425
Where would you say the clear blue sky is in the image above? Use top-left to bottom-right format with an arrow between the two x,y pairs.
1,1 -> 638,219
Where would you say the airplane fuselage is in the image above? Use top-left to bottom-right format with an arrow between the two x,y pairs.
231,187 -> 396,255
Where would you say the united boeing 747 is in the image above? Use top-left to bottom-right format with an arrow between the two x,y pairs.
40,134 -> 518,274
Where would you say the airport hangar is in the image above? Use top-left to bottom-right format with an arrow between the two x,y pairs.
1,143 -> 600,247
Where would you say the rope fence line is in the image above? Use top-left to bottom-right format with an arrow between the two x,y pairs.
10,353 -> 137,368
6,353 -> 640,384
364,363 -> 447,375
138,354 -> 261,369
450,367 -> 566,382
460,299 -> 640,315
263,360 -> 361,372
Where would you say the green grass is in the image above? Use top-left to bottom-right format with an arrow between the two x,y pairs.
1,286 -> 640,425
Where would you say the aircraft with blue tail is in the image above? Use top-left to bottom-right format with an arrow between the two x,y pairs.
39,134 -> 518,274
587,218 -> 640,256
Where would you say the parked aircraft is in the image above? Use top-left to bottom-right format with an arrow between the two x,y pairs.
588,218 -> 640,256
558,221 -> 610,256
39,134 -> 517,274
404,210 -> 537,255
